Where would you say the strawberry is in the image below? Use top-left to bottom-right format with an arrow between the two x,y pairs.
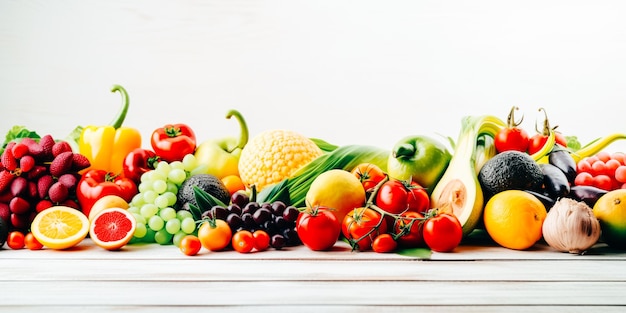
10,176 -> 28,197
22,138 -> 44,159
19,155 -> 36,173
61,199 -> 80,210
0,170 -> 15,193
9,196 -> 30,215
11,143 -> 29,159
35,199 -> 54,213
0,190 -> 13,203
52,141 -> 73,158
50,151 -> 73,177
58,173 -> 78,190
27,165 -> 47,180
39,134 -> 55,160
0,202 -> 9,222
48,182 -> 69,203
37,175 -> 54,199
71,153 -> 91,171
28,181 -> 37,199
1,149 -> 18,171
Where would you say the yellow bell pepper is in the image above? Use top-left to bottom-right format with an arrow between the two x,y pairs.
78,85 -> 142,174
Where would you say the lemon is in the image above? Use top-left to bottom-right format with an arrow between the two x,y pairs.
305,169 -> 366,223
483,190 -> 547,250
31,206 -> 90,250
593,189 -> 626,249
88,195 -> 130,222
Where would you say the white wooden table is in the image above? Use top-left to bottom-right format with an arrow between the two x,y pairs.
2,231 -> 625,312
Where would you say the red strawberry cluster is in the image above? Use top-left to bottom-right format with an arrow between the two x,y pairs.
0,134 -> 90,233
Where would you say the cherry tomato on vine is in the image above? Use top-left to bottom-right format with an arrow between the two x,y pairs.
394,211 -> 425,248
296,207 -> 340,251
372,233 -> 397,253
351,163 -> 386,192
197,219 -> 232,252
422,212 -> 463,253
232,230 -> 255,253
24,232 -> 44,250
342,207 -> 387,251
494,106 -> 530,153
375,179 -> 429,215
179,235 -> 202,256
6,231 -> 25,250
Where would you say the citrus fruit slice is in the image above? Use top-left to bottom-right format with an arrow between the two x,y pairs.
88,195 -> 129,222
31,205 -> 90,250
483,190 -> 547,250
89,207 -> 137,250
593,189 -> 626,249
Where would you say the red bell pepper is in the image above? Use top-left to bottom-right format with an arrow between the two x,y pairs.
77,169 -> 137,217
123,148 -> 160,184
150,123 -> 197,162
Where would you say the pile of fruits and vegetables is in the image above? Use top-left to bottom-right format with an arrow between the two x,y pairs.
2,86 -> 626,257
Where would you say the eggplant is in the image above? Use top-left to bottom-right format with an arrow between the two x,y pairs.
548,149 -> 577,184
524,189 -> 556,210
567,185 -> 609,208
539,163 -> 570,199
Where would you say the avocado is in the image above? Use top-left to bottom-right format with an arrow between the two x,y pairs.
177,174 -> 231,210
478,150 -> 544,198
0,217 -> 8,248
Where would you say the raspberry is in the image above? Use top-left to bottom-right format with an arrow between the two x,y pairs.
71,153 -> 91,171
50,151 -> 74,177
19,155 -> 35,173
1,149 -> 18,171
48,182 -> 69,203
52,141 -> 73,157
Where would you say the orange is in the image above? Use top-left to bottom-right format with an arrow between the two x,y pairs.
222,175 -> 246,195
90,208 -> 137,250
31,205 -> 90,250
483,190 -> 547,250
593,189 -> 626,249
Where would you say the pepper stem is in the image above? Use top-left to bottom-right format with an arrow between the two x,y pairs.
109,84 -> 130,129
225,109 -> 249,151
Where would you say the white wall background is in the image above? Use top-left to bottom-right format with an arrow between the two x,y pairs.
1,0 -> 626,152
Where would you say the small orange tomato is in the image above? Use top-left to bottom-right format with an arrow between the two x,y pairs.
232,230 -> 255,253
24,232 -> 44,250
197,219 -> 232,252
179,235 -> 202,256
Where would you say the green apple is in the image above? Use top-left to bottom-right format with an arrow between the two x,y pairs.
387,135 -> 452,193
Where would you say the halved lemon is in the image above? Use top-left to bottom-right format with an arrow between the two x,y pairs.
31,205 -> 90,250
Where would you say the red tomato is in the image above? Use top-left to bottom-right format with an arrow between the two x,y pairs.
7,231 -> 25,250
422,213 -> 463,253
76,169 -> 137,218
342,207 -> 387,251
122,148 -> 160,184
232,230 -> 255,253
372,233 -> 397,253
296,207 -> 340,251
151,123 -> 197,163
179,235 -> 202,256
375,179 -> 429,215
528,133 -> 568,155
494,106 -> 530,153
394,211 -> 425,248
24,232 -> 43,250
351,163 -> 386,192
252,230 -> 271,252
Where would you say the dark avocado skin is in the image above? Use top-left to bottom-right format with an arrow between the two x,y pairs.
478,151 -> 544,199
176,174 -> 231,210
0,218 -> 8,247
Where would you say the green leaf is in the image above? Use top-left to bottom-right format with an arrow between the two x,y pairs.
1,125 -> 41,155
187,203 -> 204,221
193,185 -> 228,211
395,247 -> 432,259
309,137 -> 339,153
256,178 -> 291,204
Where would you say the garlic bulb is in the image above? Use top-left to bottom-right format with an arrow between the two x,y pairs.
542,198 -> 601,254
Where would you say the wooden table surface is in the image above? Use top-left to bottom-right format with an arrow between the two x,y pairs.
2,230 -> 625,312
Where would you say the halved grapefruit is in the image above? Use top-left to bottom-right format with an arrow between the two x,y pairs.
89,207 -> 137,250
31,205 -> 90,250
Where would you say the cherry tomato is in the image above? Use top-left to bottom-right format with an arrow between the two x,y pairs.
527,108 -> 568,155
342,207 -> 387,251
372,233 -> 397,253
7,231 -> 25,250
232,230 -> 255,253
394,211 -> 425,248
351,163 -> 386,192
179,235 -> 202,256
422,212 -> 463,253
252,230 -> 271,251
494,106 -> 530,153
296,207 -> 340,251
24,232 -> 43,250
197,219 -> 232,251
375,179 -> 429,215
